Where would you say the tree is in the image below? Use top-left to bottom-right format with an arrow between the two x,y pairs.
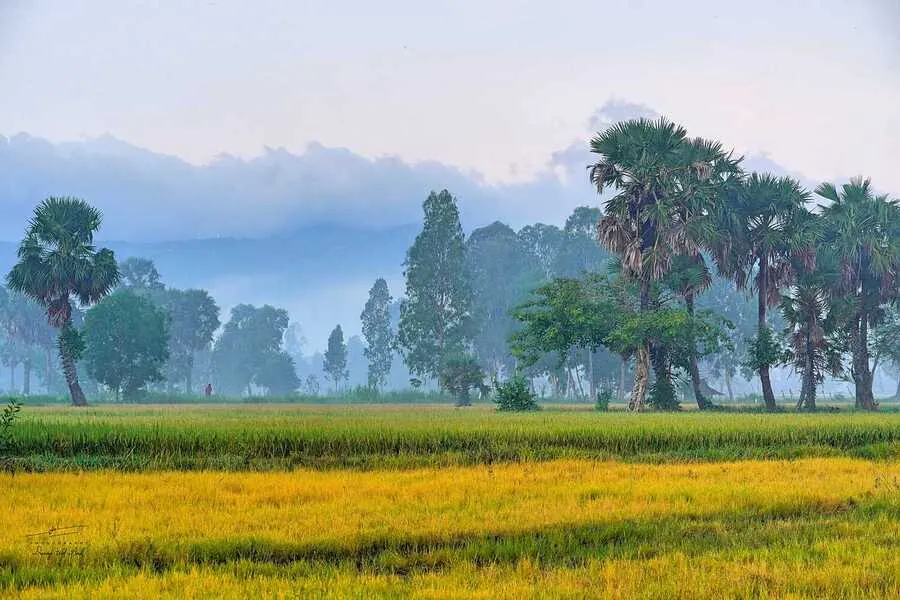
360,278 -> 393,390
467,222 -> 542,379
83,290 -> 169,401
817,178 -> 900,409
397,190 -> 473,382
871,308 -> 900,400
512,275 -> 628,401
323,325 -> 348,393
439,353 -> 487,407
0,289 -> 54,395
712,173 -> 815,410
160,289 -> 220,393
779,280 -> 843,410
6,197 -> 120,406
118,257 -> 164,293
590,118 -> 739,409
256,351 -> 300,396
212,304 -> 291,396
662,255 -> 715,409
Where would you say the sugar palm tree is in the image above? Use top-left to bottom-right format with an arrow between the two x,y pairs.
712,173 -> 815,410
590,117 -> 739,409
6,198 -> 119,406
780,279 -> 843,410
816,178 -> 900,410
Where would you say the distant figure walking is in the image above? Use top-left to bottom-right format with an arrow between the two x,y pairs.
204,383 -> 213,398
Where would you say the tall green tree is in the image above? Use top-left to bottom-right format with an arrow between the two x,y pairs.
360,278 -> 393,390
212,304 -> 291,396
255,351 -> 300,396
118,257 -> 164,293
590,118 -> 739,410
467,222 -> 541,378
83,290 -> 169,401
397,190 -> 473,382
160,289 -> 220,393
0,289 -> 54,395
713,173 -> 815,410
323,324 -> 348,393
6,197 -> 119,406
817,177 -> 900,409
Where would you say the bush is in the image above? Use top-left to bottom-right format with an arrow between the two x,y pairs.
494,377 -> 539,412
596,388 -> 613,412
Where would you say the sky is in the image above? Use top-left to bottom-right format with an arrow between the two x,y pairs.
1,0 -> 898,191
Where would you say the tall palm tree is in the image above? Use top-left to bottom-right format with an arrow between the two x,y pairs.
590,117 -> 739,410
816,178 -> 900,410
6,198 -> 119,406
712,173 -> 815,410
780,280 -> 842,410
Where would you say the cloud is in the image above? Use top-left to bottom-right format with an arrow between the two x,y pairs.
0,99 -> 834,243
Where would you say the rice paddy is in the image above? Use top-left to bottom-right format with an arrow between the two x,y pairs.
4,403 -> 900,597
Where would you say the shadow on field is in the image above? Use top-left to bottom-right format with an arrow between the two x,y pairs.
3,497 -> 898,590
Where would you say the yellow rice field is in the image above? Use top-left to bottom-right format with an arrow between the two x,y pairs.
4,457 -> 900,598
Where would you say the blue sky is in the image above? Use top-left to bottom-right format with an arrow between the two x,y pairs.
1,0 -> 898,191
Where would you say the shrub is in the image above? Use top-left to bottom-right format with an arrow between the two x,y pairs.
0,397 -> 23,450
596,388 -> 613,412
494,377 -> 539,412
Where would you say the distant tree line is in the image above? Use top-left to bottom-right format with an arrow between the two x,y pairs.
3,117 -> 898,409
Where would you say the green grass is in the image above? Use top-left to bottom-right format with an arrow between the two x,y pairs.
6,403 -> 900,471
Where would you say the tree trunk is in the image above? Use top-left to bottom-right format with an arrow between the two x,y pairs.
800,331 -> 816,410
894,374 -> 900,401
58,329 -> 87,407
186,355 -> 194,395
617,357 -> 626,404
587,349 -> 596,401
757,259 -> 777,411
9,362 -> 15,394
724,369 -> 734,403
45,346 -> 53,394
630,280 -> 652,411
630,346 -> 650,411
23,359 -> 31,396
685,294 -> 710,410
850,316 -> 877,410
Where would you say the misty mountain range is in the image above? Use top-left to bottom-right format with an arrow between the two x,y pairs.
0,100 -> 824,350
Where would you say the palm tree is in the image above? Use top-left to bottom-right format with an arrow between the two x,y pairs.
663,255 -> 714,409
779,280 -> 842,410
712,173 -> 815,410
816,178 -> 900,410
589,117 -> 739,410
6,198 -> 119,406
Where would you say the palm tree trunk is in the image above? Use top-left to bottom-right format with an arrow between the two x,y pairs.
630,280 -> 652,411
685,294 -> 710,410
851,316 -> 877,410
757,259 -> 777,411
800,333 -> 816,410
58,331 -> 87,407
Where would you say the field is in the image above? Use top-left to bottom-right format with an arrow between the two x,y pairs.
4,403 -> 900,598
